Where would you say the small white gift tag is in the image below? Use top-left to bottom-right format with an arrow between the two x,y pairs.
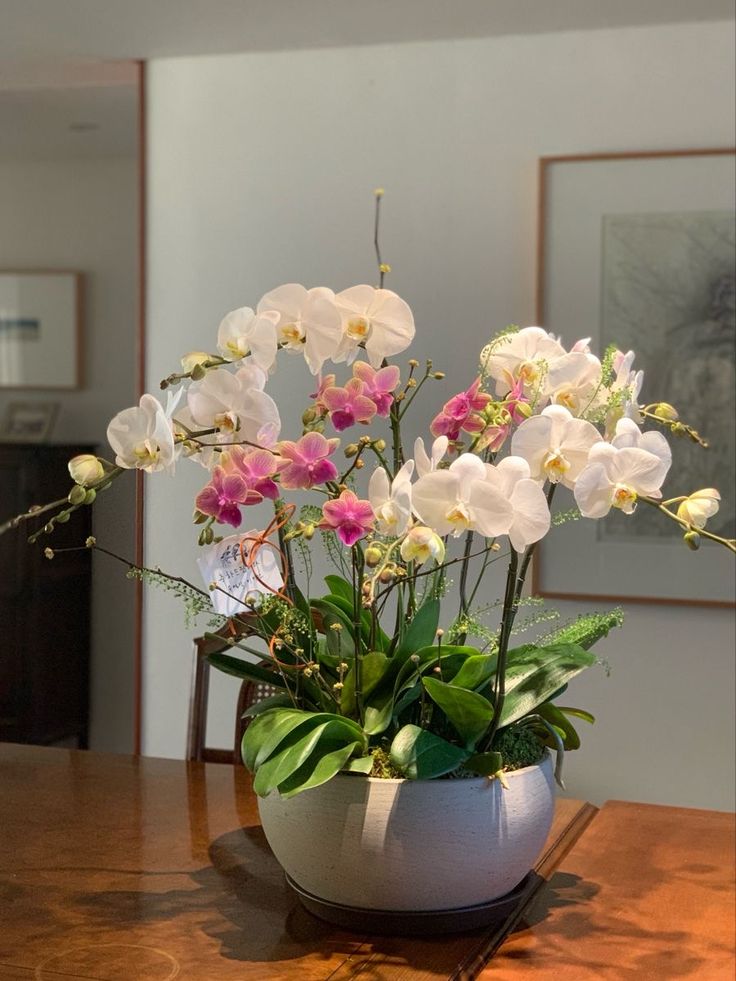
197,531 -> 284,616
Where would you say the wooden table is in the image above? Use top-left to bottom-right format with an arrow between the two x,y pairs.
0,745 -> 732,980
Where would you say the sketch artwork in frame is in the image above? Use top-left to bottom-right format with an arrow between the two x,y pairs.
533,149 -> 735,607
0,271 -> 83,389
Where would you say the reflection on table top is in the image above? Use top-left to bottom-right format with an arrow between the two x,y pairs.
0,744 -> 732,980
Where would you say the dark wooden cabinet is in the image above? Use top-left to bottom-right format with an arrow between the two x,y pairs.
0,443 -> 92,747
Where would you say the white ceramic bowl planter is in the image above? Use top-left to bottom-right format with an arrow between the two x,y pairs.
258,752 -> 555,929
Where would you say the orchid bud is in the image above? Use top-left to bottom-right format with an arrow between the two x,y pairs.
83,489 -> 97,505
364,544 -> 382,567
653,402 -> 679,422
677,489 -> 721,530
68,454 -> 104,488
373,438 -> 386,452
302,407 -> 318,425
180,351 -> 211,373
684,531 -> 701,551
68,485 -> 87,505
344,444 -> 359,458
514,401 -> 533,419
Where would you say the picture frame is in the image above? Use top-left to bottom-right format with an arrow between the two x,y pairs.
0,270 -> 83,389
0,400 -> 60,443
533,148 -> 735,608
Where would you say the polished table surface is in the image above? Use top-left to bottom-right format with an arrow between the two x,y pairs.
0,745 -> 733,980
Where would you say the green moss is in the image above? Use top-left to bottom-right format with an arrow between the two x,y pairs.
493,726 -> 545,772
369,748 -> 404,779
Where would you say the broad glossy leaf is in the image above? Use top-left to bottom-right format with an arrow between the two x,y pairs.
558,705 -> 596,725
537,702 -> 580,750
241,693 -> 293,719
324,574 -> 353,602
278,739 -> 362,798
206,653 -> 285,688
422,676 -> 494,748
389,724 -> 468,779
341,651 -> 390,716
447,653 -> 497,690
395,598 -> 440,661
500,644 -> 595,726
253,716 -> 364,796
342,754 -> 374,774
310,599 -> 355,658
465,750 -> 503,776
241,708 -> 316,771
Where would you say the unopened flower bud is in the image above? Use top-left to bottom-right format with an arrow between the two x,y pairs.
302,407 -> 318,425
406,378 -> 417,388
85,536 -> 96,548
190,363 -> 206,381
433,372 -> 445,380
56,510 -> 71,524
514,401 -> 533,419
355,459 -> 365,469
379,565 -> 396,584
83,489 -> 97,505
68,454 -> 104,488
181,351 -> 211,372
302,523 -> 315,540
408,359 -> 419,368
684,531 -> 701,551
364,544 -> 382,567
677,489 -> 720,530
68,485 -> 87,505
379,263 -> 391,274
373,438 -> 386,451
193,510 -> 208,525
44,548 -> 54,560
653,402 -> 679,422
344,443 -> 359,458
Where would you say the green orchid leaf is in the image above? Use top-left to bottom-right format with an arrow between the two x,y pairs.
395,598 -> 440,661
558,706 -> 596,725
363,685 -> 397,735
252,715 -> 365,796
241,693 -> 294,719
341,754 -> 374,774
277,739 -> 362,798
310,599 -> 356,658
241,708 -> 317,772
205,652 -> 286,688
389,724 -> 469,779
447,653 -> 497,690
536,702 -> 581,751
500,644 -> 596,727
341,651 -> 390,716
465,750 -> 503,776
422,676 -> 494,748
324,575 -> 353,602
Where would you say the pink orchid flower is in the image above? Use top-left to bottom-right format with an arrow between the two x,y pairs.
504,377 -> 531,425
310,373 -> 336,414
276,432 -> 340,489
195,466 -> 249,527
222,446 -> 280,501
319,489 -> 375,546
430,378 -> 492,440
352,362 -> 401,416
321,377 -> 376,431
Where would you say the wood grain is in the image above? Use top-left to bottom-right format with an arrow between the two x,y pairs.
482,799 -> 736,980
0,745 -> 590,980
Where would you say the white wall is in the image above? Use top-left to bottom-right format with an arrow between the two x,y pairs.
0,158 -> 138,752
145,20 -> 736,808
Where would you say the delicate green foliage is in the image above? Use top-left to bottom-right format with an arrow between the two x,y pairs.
551,507 -> 582,527
126,566 -> 213,628
395,597 -> 440,659
539,608 -> 624,651
389,724 -> 469,779
464,750 -> 503,776
341,651 -> 390,715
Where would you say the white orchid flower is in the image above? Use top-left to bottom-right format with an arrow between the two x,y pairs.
216,306 -> 279,371
368,460 -> 414,537
400,526 -> 446,565
412,453 -> 513,538
483,457 -> 551,552
542,351 -> 602,415
480,326 -> 566,397
511,405 -> 602,488
574,438 -> 671,519
187,365 -> 281,447
589,349 -> 645,435
256,283 -> 341,375
677,489 -> 721,529
413,435 -> 449,478
610,417 -> 671,467
333,285 -> 415,368
107,394 -> 177,473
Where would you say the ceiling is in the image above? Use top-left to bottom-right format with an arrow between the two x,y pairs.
0,0 -> 733,66
0,0 -> 731,162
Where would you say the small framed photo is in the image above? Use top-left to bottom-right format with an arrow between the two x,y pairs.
0,270 -> 83,389
0,401 -> 60,443
534,148 -> 735,608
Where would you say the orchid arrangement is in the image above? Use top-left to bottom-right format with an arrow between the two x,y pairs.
5,196 -> 734,801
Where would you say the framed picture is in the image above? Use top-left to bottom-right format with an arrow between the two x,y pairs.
533,148 -> 735,607
0,401 -> 60,443
0,271 -> 83,389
